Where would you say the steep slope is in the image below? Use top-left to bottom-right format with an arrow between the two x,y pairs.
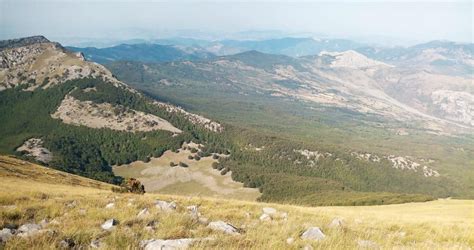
0,36 -> 223,184
0,155 -> 472,249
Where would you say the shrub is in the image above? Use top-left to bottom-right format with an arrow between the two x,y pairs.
112,178 -> 145,194
212,154 -> 219,160
190,148 -> 198,153
188,155 -> 194,160
194,155 -> 201,161
170,162 -> 177,167
178,162 -> 189,168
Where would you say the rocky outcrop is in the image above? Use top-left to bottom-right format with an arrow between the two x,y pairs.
51,95 -> 182,133
16,138 -> 52,163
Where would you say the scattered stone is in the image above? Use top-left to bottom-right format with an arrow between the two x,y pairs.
328,218 -> 344,228
101,219 -> 119,230
140,238 -> 196,250
286,237 -> 295,245
127,202 -> 133,207
50,219 -> 60,225
155,200 -> 177,212
17,223 -> 42,237
357,240 -> 380,249
280,212 -> 288,221
262,207 -> 277,216
59,238 -> 75,249
90,239 -> 104,249
0,228 -> 13,242
244,212 -> 251,218
207,221 -> 240,235
79,209 -> 87,215
105,203 -> 115,209
303,244 -> 314,250
187,205 -> 201,219
300,227 -> 326,241
259,213 -> 272,222
137,208 -> 150,218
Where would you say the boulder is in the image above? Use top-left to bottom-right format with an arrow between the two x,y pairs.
286,237 -> 295,245
262,207 -> 277,216
328,218 -> 344,228
0,228 -> 13,242
207,221 -> 240,235
105,203 -> 115,209
198,217 -> 209,225
259,213 -> 272,222
280,212 -> 288,220
155,200 -> 177,212
101,219 -> 118,230
17,223 -> 42,237
39,219 -> 49,228
357,240 -> 380,249
140,238 -> 196,250
300,227 -> 325,241
137,208 -> 150,218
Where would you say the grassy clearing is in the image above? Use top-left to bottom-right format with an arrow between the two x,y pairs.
0,155 -> 473,249
113,148 -> 260,201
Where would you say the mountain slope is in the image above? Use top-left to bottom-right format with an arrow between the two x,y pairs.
0,36 -> 224,184
67,43 -> 215,64
0,155 -> 472,249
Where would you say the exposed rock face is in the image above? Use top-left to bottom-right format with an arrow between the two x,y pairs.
0,228 -> 13,242
319,50 -> 393,69
154,101 -> 223,132
51,95 -> 182,133
300,227 -> 326,241
207,221 -> 240,235
431,90 -> 474,126
17,223 -> 42,237
0,36 -> 50,50
0,41 -> 125,91
16,138 -> 52,163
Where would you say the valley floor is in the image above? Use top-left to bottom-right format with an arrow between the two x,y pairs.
0,156 -> 473,249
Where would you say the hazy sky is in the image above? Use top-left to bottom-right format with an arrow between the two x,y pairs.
1,0 -> 472,45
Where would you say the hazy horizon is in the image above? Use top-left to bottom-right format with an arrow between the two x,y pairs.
1,0 -> 473,46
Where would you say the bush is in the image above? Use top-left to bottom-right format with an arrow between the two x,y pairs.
112,178 -> 145,194
190,148 -> 198,153
188,155 -> 194,160
194,155 -> 201,161
212,154 -> 219,160
179,162 -> 189,168
169,162 -> 177,167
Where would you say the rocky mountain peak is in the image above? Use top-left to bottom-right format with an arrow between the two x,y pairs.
319,50 -> 392,69
0,35 -> 51,50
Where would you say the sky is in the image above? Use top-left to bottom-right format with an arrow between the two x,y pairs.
1,0 -> 472,46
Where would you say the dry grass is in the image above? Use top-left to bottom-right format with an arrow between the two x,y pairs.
0,155 -> 473,249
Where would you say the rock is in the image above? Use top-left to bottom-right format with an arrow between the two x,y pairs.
90,239 -> 103,249
140,238 -> 196,250
207,221 -> 240,235
79,209 -> 87,215
137,208 -> 150,218
187,205 -> 201,219
101,219 -> 119,230
281,212 -> 288,220
0,228 -> 13,242
357,240 -> 379,249
17,223 -> 42,237
155,200 -> 176,212
50,219 -> 60,225
286,237 -> 295,245
59,238 -> 75,249
127,202 -> 133,207
328,218 -> 344,228
302,244 -> 314,250
262,207 -> 277,216
105,203 -> 115,209
259,213 -> 272,221
244,212 -> 251,218
300,227 -> 325,241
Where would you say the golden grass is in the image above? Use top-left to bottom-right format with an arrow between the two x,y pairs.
0,155 -> 473,249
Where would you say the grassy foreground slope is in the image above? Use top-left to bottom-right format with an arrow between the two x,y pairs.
1,155 -> 473,249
